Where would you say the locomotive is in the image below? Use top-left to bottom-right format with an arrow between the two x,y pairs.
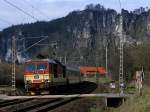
24,59 -> 82,95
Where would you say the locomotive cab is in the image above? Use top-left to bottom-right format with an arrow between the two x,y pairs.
24,60 -> 52,95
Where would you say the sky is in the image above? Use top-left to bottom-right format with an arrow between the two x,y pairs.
0,0 -> 149,31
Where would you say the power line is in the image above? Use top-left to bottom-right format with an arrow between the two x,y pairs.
4,0 -> 39,21
23,0 -> 50,20
25,36 -> 48,51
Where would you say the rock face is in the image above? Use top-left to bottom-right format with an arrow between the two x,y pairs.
0,4 -> 150,66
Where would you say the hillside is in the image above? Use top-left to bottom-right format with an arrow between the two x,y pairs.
0,4 -> 150,79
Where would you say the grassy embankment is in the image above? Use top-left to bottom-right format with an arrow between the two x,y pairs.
0,62 -> 24,94
90,73 -> 150,112
109,86 -> 150,112
111,73 -> 150,112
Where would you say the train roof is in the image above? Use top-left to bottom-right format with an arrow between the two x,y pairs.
25,59 -> 66,66
80,66 -> 106,75
66,66 -> 80,72
25,59 -> 57,64
25,59 -> 79,72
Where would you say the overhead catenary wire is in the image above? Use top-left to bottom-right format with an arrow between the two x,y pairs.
3,0 -> 39,21
25,36 -> 48,51
23,0 -> 50,20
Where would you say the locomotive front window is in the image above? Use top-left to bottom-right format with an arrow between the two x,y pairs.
25,64 -> 36,71
37,63 -> 47,70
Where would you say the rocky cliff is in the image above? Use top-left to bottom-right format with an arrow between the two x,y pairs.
0,4 -> 150,71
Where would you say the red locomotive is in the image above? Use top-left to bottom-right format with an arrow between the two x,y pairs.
24,59 -> 81,95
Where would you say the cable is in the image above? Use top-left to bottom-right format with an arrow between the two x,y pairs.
4,0 -> 39,21
23,0 -> 50,20
25,36 -> 48,51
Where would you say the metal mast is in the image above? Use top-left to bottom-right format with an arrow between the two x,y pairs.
119,15 -> 124,94
11,35 -> 16,94
105,45 -> 108,76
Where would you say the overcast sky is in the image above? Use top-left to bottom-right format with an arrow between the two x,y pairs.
0,0 -> 149,31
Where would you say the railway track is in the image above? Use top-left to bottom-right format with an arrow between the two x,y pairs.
0,82 -> 97,112
27,98 -> 77,112
0,99 -> 33,108
0,98 -> 77,112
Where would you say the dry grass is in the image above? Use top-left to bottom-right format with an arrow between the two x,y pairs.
0,63 -> 24,85
108,73 -> 150,112
108,86 -> 150,112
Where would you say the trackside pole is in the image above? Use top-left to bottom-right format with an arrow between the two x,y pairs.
11,35 -> 16,95
118,14 -> 124,95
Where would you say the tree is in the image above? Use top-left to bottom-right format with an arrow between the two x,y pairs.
85,4 -> 95,10
85,4 -> 105,11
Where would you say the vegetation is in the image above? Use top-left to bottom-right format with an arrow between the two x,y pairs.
0,5 -> 150,73
90,72 -> 150,112
124,40 -> 150,81
0,63 -> 24,86
0,4 -> 150,92
109,86 -> 150,112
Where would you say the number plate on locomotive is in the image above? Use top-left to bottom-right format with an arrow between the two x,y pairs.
34,75 -> 39,79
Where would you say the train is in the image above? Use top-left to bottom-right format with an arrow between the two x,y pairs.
24,59 -> 82,95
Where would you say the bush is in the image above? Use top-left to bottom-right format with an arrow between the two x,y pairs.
0,63 -> 24,86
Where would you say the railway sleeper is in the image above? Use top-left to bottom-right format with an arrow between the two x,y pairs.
0,99 -> 33,108
28,98 -> 78,112
12,98 -> 62,112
